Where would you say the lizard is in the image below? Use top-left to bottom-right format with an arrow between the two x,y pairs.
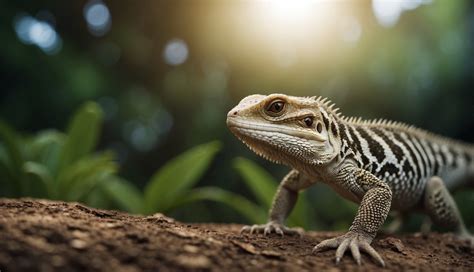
226,93 -> 474,267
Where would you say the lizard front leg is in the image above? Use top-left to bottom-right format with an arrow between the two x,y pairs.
241,169 -> 310,236
313,167 -> 392,267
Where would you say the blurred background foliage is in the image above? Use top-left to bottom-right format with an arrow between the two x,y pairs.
0,0 -> 473,232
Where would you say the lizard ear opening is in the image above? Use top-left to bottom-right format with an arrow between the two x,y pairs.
316,122 -> 323,133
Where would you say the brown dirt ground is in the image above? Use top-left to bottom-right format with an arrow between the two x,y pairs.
0,198 -> 473,272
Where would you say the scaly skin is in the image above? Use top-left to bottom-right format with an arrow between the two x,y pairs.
226,94 -> 474,267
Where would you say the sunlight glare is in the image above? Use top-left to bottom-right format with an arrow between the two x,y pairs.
253,0 -> 335,42
269,0 -> 313,25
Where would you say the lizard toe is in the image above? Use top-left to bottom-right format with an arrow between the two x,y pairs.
250,224 -> 261,234
274,226 -> 284,236
313,232 -> 385,267
349,239 -> 361,266
263,224 -> 275,236
335,239 -> 350,264
359,240 -> 385,267
240,225 -> 251,234
241,222 -> 304,237
312,236 -> 342,253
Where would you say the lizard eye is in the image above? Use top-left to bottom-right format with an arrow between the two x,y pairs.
265,100 -> 285,115
303,116 -> 314,127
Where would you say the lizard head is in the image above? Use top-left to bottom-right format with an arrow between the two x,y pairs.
227,93 -> 341,167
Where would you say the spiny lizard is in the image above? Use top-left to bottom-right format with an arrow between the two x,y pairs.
226,93 -> 474,266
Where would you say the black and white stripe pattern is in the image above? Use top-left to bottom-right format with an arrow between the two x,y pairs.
317,102 -> 474,207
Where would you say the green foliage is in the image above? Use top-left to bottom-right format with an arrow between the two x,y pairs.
58,102 -> 103,172
0,102 -> 118,203
100,177 -> 144,214
101,141 -> 223,215
1,105 -> 261,221
0,121 -> 22,176
233,157 -> 277,208
0,103 -> 231,218
178,187 -> 266,223
144,141 -> 221,213
232,157 -> 314,229
0,121 -> 22,196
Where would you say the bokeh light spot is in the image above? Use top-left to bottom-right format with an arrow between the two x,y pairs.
372,0 -> 432,28
84,0 -> 111,36
163,39 -> 189,66
14,15 -> 36,44
372,0 -> 403,28
29,22 -> 56,48
13,13 -> 62,54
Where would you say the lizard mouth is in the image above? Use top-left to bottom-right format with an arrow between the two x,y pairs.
226,117 -> 326,142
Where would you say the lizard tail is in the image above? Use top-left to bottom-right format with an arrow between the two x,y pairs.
466,144 -> 474,187
446,141 -> 474,189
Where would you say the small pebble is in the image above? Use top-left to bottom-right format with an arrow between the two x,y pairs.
70,239 -> 87,249
175,254 -> 211,269
183,244 -> 199,253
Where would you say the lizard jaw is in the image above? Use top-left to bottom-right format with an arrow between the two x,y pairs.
227,117 -> 328,166
226,117 -> 327,142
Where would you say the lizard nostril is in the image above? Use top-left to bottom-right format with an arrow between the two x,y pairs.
233,111 -> 238,115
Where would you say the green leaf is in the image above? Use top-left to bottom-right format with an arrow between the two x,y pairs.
144,141 -> 221,214
175,186 -> 266,224
100,178 -> 144,214
83,186 -> 114,210
234,157 -> 313,229
0,120 -> 23,176
28,130 -> 65,176
22,161 -> 52,198
233,157 -> 277,209
69,170 -> 115,202
58,102 -> 103,172
57,152 -> 117,200
288,192 -> 311,229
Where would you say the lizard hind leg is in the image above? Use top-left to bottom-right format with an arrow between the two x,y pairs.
423,176 -> 473,243
385,211 -> 407,234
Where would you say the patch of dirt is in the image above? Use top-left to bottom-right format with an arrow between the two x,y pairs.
0,198 -> 473,271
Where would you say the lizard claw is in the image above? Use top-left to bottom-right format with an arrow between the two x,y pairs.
312,231 -> 385,267
240,221 -> 303,237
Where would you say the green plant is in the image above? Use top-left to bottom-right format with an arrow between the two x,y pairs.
231,157 -> 315,229
0,101 -> 263,221
100,141 -> 266,222
0,102 -> 118,202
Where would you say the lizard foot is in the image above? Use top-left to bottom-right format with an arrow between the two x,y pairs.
312,231 -> 385,267
240,221 -> 303,237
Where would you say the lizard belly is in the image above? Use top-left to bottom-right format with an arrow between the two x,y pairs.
385,177 -> 426,211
